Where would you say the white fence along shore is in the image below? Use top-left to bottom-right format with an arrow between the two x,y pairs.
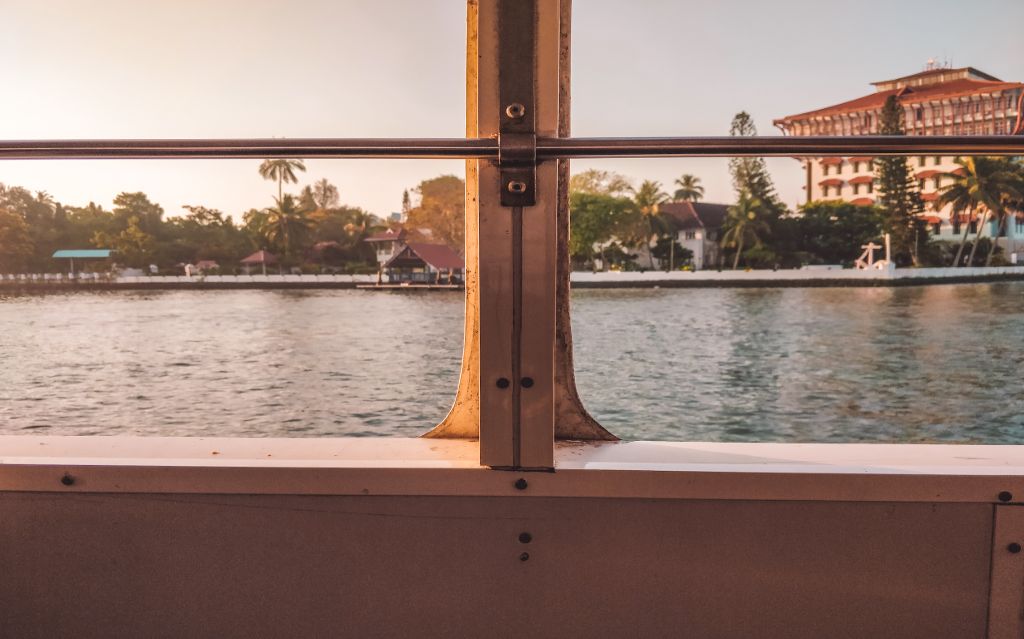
2,267 -> 1024,288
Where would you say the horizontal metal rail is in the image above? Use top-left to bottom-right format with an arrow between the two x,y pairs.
0,136 -> 1021,160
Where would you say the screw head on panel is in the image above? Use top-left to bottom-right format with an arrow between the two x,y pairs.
496,377 -> 510,389
519,532 -> 532,544
60,473 -> 75,486
507,180 -> 527,194
999,491 -> 1014,502
505,103 -> 526,119
519,552 -> 530,562
520,377 -> 534,388
514,478 -> 528,490
1008,543 -> 1022,554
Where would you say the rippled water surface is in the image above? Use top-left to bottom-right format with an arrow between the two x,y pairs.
1,284 -> 1021,442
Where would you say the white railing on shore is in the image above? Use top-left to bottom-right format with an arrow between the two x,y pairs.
569,265 -> 1024,282
2,268 -> 1023,286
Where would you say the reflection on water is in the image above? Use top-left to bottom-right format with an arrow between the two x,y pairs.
572,283 -> 1024,442
0,284 -> 1021,442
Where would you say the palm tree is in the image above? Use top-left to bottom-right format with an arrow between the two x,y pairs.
258,159 -> 307,202
673,174 -> 704,202
937,157 -> 1022,267
630,180 -> 669,268
256,194 -> 312,261
721,191 -> 769,270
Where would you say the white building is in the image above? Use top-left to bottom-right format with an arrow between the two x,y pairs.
774,66 -> 1024,252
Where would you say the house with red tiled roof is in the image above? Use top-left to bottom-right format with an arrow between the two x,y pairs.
774,66 -> 1024,252
383,242 -> 464,284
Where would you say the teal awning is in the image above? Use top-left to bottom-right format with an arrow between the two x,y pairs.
52,249 -> 113,259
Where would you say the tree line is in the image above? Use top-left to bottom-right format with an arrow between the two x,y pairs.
0,162 -> 467,274
568,106 -> 1024,270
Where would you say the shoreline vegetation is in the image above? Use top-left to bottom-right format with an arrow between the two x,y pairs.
1,113 -> 1022,279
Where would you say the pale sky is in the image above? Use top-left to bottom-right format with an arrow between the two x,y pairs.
1,0 -> 1021,220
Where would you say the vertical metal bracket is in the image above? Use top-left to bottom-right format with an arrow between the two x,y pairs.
497,0 -> 537,208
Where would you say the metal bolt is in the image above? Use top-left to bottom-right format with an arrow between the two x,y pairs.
507,180 -> 527,194
519,552 -> 530,562
999,491 -> 1014,502
1009,543 -> 1022,554
496,377 -> 510,389
60,473 -> 75,486
505,103 -> 526,119
519,532 -> 532,544
514,478 -> 528,490
521,377 -> 534,389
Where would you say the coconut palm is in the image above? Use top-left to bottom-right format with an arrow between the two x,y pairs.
258,159 -> 307,202
251,194 -> 312,261
721,191 -> 769,270
937,157 -> 1022,267
630,180 -> 670,268
673,174 -> 704,202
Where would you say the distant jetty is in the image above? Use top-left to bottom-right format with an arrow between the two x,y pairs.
2,267 -> 1024,291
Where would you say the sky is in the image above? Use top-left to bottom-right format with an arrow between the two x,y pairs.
1,0 -> 1022,221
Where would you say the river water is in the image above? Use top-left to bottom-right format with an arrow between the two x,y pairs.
1,284 -> 1021,442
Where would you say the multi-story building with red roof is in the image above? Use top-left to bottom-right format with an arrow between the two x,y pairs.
774,65 -> 1024,252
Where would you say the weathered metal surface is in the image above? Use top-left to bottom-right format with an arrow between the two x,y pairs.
987,505 -> 1024,638
0,493 -> 992,638
425,0 -> 482,441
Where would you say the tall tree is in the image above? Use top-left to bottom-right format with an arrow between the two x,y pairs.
404,175 -> 466,249
246,194 -> 312,262
728,112 -> 786,222
673,174 -> 704,202
112,192 -> 164,237
721,191 -> 769,270
312,178 -> 340,210
0,208 -> 34,272
568,191 -> 638,269
569,169 -> 633,197
938,156 -> 1023,267
258,159 -> 306,201
874,95 -> 924,266
630,180 -> 670,268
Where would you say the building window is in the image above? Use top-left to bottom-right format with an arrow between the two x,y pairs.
918,156 -> 926,167
932,223 -> 942,236
852,161 -> 860,172
684,231 -> 696,240
822,185 -> 829,197
918,179 -> 926,191
836,162 -> 842,174
823,164 -> 829,176
867,182 -> 874,194
933,156 -> 942,165
853,183 -> 860,195
933,177 -> 941,190
969,221 -> 978,234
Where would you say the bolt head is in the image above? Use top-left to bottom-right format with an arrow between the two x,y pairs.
60,473 -> 75,486
519,552 -> 530,562
507,181 -> 527,194
519,532 -> 532,544
999,491 -> 1014,502
1009,542 -> 1022,554
496,377 -> 510,389
505,103 -> 526,119
514,478 -> 528,490
521,377 -> 534,389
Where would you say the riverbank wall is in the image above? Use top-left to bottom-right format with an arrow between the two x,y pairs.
2,266 -> 1024,291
